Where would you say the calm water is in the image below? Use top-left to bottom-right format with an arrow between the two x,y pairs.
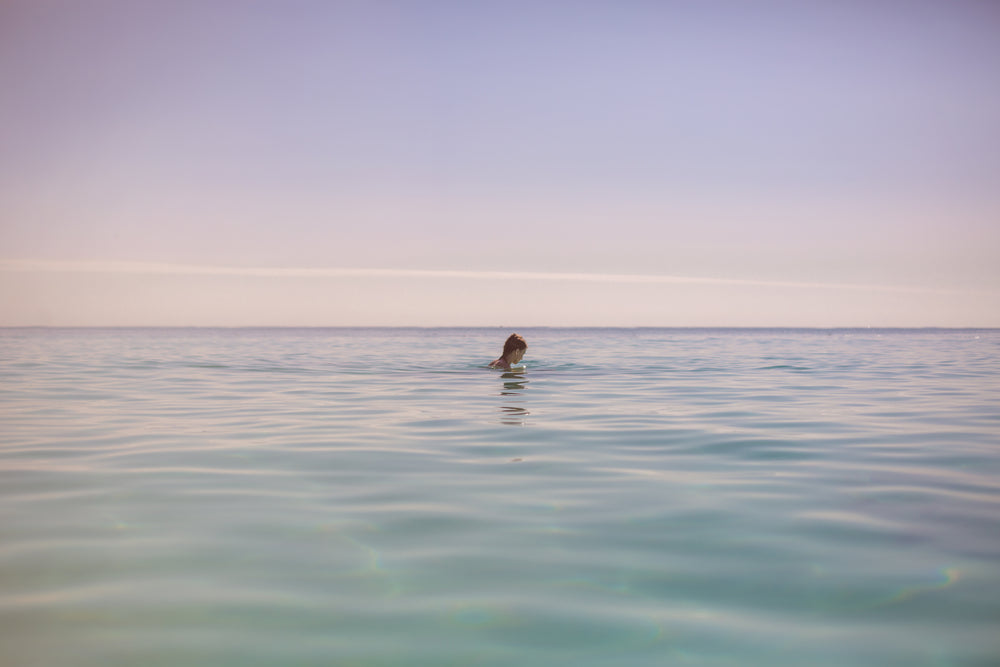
1,328 -> 998,666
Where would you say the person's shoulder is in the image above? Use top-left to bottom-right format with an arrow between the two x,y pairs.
488,359 -> 507,369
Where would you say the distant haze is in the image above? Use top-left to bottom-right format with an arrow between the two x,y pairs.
2,1 -> 998,326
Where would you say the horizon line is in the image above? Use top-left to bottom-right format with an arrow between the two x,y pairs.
1,325 -> 996,330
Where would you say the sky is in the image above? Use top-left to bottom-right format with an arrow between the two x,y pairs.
1,0 -> 998,326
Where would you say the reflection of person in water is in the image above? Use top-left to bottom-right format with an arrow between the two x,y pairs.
489,333 -> 527,370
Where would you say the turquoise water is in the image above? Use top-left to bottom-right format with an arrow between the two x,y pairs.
1,327 -> 998,666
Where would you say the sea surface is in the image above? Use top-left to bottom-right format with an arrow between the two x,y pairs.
1,327 -> 998,666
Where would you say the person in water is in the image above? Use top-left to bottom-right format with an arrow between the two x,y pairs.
489,333 -> 527,370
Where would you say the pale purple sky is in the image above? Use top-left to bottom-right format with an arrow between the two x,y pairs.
2,0 -> 998,326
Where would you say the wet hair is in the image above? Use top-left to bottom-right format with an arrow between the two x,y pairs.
502,333 -> 527,357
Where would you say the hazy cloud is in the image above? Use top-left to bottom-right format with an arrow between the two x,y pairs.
0,260 -> 955,294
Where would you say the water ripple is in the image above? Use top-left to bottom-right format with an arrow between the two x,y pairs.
1,328 -> 999,666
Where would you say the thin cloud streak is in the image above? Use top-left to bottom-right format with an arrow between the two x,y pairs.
0,259 -> 955,294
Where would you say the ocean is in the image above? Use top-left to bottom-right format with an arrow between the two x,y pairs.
1,327 -> 998,666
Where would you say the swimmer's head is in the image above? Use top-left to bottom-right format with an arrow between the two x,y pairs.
503,333 -> 527,364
